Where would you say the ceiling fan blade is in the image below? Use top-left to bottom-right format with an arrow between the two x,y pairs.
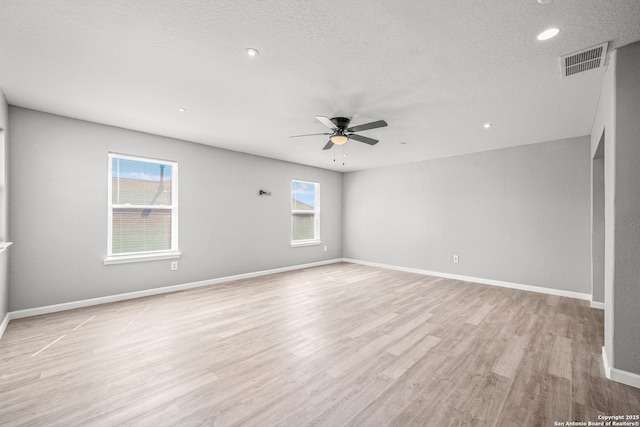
347,120 -> 388,133
315,116 -> 337,130
322,140 -> 334,150
348,133 -> 379,145
289,132 -> 331,138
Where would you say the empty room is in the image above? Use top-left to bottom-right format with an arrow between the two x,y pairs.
1,1 -> 640,426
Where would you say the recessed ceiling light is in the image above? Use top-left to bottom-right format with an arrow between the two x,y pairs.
177,108 -> 187,112
537,0 -> 554,3
537,28 -> 560,41
245,48 -> 259,57
483,123 -> 492,129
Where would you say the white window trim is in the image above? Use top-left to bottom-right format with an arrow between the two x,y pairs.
105,152 -> 179,265
290,240 -> 322,248
104,251 -> 182,265
291,179 -> 320,246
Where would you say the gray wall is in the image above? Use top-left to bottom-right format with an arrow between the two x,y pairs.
612,42 -> 640,374
9,107 -> 342,311
344,136 -> 591,294
0,90 -> 8,323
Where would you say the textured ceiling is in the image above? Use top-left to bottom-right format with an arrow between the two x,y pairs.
1,0 -> 639,171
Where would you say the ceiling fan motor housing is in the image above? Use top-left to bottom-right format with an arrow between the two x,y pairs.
331,117 -> 351,130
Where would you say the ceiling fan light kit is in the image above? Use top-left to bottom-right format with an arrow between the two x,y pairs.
330,134 -> 349,145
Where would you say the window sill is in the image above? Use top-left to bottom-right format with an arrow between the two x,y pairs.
104,251 -> 182,265
290,240 -> 322,248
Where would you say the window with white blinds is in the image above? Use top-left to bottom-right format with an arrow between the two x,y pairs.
106,153 -> 179,263
291,179 -> 320,245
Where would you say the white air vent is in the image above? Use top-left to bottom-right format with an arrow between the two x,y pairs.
560,42 -> 608,78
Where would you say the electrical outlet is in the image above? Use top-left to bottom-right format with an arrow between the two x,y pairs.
324,245 -> 328,252
453,255 -> 459,263
171,261 -> 178,271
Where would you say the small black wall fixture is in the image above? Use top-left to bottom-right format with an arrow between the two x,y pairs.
259,190 -> 271,196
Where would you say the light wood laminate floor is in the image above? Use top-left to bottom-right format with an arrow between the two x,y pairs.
1,263 -> 639,426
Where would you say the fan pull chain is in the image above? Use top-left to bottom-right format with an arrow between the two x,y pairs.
342,145 -> 345,166
333,146 -> 336,162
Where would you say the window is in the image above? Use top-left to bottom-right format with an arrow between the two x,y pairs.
105,153 -> 179,264
291,179 -> 320,246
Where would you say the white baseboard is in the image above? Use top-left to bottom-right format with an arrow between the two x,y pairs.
590,300 -> 605,309
0,312 -> 9,340
602,346 -> 640,389
602,346 -> 613,378
3,257 -> 596,328
342,258 -> 591,301
8,258 -> 343,320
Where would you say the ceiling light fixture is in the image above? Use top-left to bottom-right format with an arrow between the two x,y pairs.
483,123 -> 492,129
537,28 -> 560,41
177,107 -> 187,112
330,134 -> 349,145
245,48 -> 259,57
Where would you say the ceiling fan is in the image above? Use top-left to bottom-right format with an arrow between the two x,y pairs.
290,116 -> 388,150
